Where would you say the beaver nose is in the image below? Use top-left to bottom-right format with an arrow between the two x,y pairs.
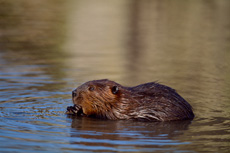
72,89 -> 77,98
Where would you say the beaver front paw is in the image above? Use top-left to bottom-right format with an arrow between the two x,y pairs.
66,104 -> 83,116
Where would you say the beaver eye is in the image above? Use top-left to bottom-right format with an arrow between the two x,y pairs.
89,86 -> 95,91
111,86 -> 119,94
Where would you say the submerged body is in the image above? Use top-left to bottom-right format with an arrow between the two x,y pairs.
66,79 -> 194,121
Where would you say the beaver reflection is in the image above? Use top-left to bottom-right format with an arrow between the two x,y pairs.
68,116 -> 192,150
66,79 -> 194,121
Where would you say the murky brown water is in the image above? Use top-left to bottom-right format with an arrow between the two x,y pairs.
0,0 -> 230,152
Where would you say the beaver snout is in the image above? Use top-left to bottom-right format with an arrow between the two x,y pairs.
72,89 -> 77,98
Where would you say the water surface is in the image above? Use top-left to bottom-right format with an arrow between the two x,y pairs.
0,0 -> 230,152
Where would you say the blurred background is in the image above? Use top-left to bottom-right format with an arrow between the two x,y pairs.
0,0 -> 230,153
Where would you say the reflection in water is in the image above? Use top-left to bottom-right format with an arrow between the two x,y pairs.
69,117 -> 192,152
0,0 -> 67,67
127,0 -> 230,85
0,0 -> 71,91
64,0 -> 131,82
0,0 -> 230,153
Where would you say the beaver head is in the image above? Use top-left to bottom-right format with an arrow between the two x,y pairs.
70,79 -> 194,121
72,79 -> 131,120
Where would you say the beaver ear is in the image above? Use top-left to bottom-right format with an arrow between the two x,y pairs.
111,86 -> 119,94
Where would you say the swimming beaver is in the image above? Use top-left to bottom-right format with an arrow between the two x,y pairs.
66,79 -> 194,121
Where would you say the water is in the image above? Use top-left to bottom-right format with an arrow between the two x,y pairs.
0,0 -> 230,152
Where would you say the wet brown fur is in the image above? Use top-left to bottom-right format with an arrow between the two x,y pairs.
68,79 -> 194,121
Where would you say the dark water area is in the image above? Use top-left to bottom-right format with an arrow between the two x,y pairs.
0,0 -> 230,152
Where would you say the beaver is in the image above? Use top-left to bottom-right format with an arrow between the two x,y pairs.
66,79 -> 194,121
